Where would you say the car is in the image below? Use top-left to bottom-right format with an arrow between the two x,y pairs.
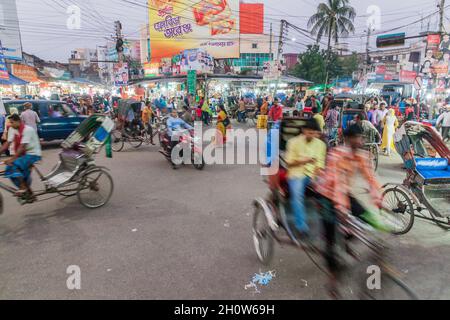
3,100 -> 87,141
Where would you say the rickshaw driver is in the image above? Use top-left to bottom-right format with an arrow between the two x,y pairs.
0,114 -> 42,197
285,119 -> 327,237
314,124 -> 389,296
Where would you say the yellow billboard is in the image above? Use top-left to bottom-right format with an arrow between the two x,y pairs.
148,0 -> 240,61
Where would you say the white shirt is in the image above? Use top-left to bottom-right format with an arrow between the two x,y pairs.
8,125 -> 42,156
437,111 -> 450,127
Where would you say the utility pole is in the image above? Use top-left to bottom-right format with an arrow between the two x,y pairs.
362,26 -> 372,94
115,21 -> 124,63
269,23 -> 273,58
273,20 -> 287,97
439,0 -> 446,33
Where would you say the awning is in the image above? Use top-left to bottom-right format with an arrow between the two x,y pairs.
0,73 -> 29,86
281,75 -> 313,84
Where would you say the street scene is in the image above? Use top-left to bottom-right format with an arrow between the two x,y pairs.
1,0 -> 450,302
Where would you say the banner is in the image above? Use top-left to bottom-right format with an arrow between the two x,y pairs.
0,41 -> 9,80
143,48 -> 213,78
148,0 -> 240,61
11,64 -> 39,82
0,0 -> 23,61
187,70 -> 197,95
113,63 -> 129,86
399,70 -> 417,83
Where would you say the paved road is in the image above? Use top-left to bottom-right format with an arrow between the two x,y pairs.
1,125 -> 450,299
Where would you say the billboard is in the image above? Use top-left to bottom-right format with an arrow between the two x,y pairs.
240,3 -> 264,34
113,63 -> 129,86
148,0 -> 240,61
0,0 -> 23,61
11,64 -> 39,82
143,48 -> 213,78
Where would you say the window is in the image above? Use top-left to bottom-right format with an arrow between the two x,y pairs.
252,43 -> 258,49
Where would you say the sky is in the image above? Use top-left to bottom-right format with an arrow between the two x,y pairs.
13,0 -> 444,62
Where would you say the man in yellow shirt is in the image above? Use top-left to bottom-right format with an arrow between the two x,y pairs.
312,107 -> 325,132
285,119 -> 326,235
142,102 -> 155,145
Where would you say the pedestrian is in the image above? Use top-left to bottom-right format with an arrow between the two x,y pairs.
268,98 -> 283,122
374,102 -> 388,133
237,97 -> 246,122
436,106 -> 450,142
142,102 -> 155,145
312,107 -> 325,132
202,98 -> 211,125
0,112 -> 9,156
20,102 -> 40,132
215,104 -> 231,146
380,109 -> 399,156
324,102 -> 339,141
181,105 -> 194,126
405,104 -> 415,121
260,97 -> 269,116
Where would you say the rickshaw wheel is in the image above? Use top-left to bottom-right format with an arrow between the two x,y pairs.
0,192 -> 3,215
252,200 -> 274,265
382,188 -> 415,235
77,169 -> 114,209
111,130 -> 124,152
369,145 -> 379,172
129,136 -> 143,148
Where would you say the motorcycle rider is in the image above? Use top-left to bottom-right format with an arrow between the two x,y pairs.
163,109 -> 193,157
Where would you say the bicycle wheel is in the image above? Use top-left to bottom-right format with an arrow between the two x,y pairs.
252,200 -> 275,265
128,135 -> 144,148
77,169 -> 114,209
111,130 -> 124,152
382,188 -> 415,235
369,145 -> 379,172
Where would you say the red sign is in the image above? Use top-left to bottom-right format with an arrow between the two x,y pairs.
399,70 -> 417,83
375,65 -> 386,75
240,3 -> 264,34
427,34 -> 441,53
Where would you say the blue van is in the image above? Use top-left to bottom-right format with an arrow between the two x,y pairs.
3,100 -> 86,141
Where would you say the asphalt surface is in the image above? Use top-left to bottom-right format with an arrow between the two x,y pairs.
1,122 -> 450,300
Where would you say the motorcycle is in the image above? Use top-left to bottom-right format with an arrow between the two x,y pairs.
159,129 -> 205,170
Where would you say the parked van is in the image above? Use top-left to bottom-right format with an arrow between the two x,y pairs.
3,100 -> 86,141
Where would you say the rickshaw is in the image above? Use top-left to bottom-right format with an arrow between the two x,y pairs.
0,115 -> 115,213
328,106 -> 379,171
111,99 -> 156,152
382,121 -> 450,234
252,118 -> 417,299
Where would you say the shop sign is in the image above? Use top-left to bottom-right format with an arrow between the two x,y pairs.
0,41 -> 9,81
399,70 -> 417,83
11,64 -> 39,82
187,70 -> 197,95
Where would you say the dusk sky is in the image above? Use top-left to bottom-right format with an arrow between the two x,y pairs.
15,0 -> 442,62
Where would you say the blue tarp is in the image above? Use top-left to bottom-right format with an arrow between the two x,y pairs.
0,73 -> 29,85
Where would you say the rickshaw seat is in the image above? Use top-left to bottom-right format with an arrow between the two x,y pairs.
415,158 -> 450,181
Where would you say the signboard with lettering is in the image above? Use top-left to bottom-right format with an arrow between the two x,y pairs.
148,0 -> 240,60
187,70 -> 197,95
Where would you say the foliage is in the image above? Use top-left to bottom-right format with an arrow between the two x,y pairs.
308,0 -> 356,50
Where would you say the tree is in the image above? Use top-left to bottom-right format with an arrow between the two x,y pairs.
338,52 -> 358,77
308,0 -> 356,53
291,46 -> 357,84
291,45 -> 326,84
